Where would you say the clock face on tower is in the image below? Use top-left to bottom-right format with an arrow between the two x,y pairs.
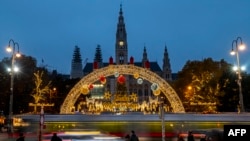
119,41 -> 124,46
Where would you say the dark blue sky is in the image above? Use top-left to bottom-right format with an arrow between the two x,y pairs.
1,0 -> 250,74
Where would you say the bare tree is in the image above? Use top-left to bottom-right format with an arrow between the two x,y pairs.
31,71 -> 51,113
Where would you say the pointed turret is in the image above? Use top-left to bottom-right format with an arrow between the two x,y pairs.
115,4 -> 128,64
162,45 -> 172,80
94,44 -> 103,68
70,46 -> 83,79
142,45 -> 148,67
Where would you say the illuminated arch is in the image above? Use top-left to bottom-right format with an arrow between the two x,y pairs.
60,65 -> 185,113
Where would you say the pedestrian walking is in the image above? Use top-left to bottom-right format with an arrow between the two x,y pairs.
200,135 -> 206,141
200,137 -> 206,141
51,133 -> 62,141
187,131 -> 195,141
124,134 -> 130,141
177,135 -> 184,141
0,123 -> 3,133
130,130 -> 139,141
16,132 -> 25,141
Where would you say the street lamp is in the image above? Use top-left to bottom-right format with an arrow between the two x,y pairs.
6,39 -> 21,133
230,37 -> 246,113
159,96 -> 165,141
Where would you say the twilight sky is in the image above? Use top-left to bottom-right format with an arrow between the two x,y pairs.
1,0 -> 250,74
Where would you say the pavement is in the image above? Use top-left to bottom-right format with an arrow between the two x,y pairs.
0,133 -> 175,141
0,133 -> 37,141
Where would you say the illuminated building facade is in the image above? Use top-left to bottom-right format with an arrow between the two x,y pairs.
72,5 -> 172,102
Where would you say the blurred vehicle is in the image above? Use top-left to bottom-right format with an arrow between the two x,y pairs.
42,130 -> 125,141
178,129 -> 223,141
204,129 -> 224,141
178,130 -> 207,140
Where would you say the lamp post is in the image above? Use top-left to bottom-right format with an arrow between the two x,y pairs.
6,39 -> 21,133
230,37 -> 245,113
159,96 -> 165,141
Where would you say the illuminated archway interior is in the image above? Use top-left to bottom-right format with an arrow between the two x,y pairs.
60,65 -> 185,114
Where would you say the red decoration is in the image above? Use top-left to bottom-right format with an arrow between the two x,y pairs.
101,79 -> 106,84
145,60 -> 150,69
93,61 -> 98,69
109,56 -> 113,65
117,75 -> 126,84
88,84 -> 94,90
130,56 -> 134,64
99,75 -> 106,84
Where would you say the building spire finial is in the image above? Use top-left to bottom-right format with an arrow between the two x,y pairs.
119,3 -> 123,15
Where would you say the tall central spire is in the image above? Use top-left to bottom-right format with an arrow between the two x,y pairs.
119,4 -> 123,16
115,4 -> 128,64
162,45 -> 172,80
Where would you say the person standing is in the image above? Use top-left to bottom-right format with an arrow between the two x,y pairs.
130,130 -> 139,141
16,133 -> 25,141
51,133 -> 62,141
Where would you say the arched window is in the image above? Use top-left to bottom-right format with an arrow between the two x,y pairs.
119,53 -> 124,64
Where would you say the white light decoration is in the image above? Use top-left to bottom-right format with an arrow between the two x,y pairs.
137,78 -> 143,84
151,83 -> 159,91
114,72 -> 119,77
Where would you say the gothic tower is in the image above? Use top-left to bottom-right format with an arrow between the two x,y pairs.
162,45 -> 172,80
115,4 -> 128,65
94,44 -> 103,68
70,46 -> 83,79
